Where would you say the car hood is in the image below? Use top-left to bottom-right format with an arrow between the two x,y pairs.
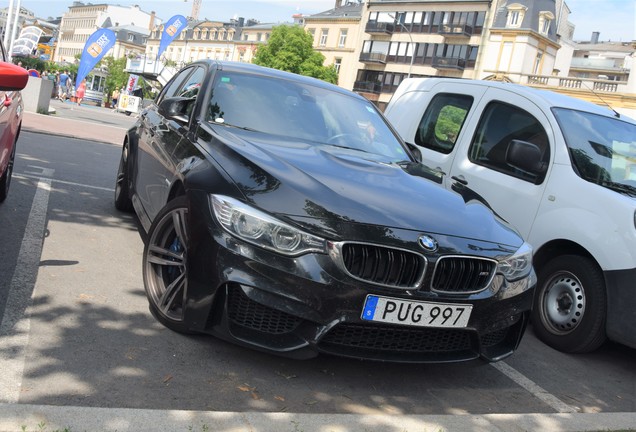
202,126 -> 521,247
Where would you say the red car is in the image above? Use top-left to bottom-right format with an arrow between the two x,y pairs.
0,40 -> 28,203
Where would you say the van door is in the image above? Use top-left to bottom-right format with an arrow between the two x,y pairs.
447,88 -> 554,238
389,81 -> 487,176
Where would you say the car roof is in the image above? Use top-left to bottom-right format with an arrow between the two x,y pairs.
191,60 -> 364,100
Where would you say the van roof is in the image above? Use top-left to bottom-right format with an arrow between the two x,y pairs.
398,77 -> 633,122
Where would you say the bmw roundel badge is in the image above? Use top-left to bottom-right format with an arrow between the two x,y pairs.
418,235 -> 438,252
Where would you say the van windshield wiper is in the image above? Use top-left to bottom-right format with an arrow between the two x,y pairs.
599,180 -> 636,196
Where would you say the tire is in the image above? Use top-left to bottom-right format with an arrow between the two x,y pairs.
531,255 -> 607,353
114,143 -> 133,212
142,196 -> 195,334
0,140 -> 16,203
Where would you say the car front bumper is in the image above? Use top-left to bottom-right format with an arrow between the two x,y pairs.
182,190 -> 535,363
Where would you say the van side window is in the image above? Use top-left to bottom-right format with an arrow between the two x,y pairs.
469,102 -> 550,183
415,93 -> 472,154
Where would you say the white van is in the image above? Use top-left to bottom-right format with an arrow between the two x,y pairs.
384,78 -> 636,353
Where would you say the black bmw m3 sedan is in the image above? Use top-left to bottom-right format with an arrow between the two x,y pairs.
115,61 -> 536,363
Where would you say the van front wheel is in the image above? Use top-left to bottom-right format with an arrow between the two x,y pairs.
531,255 -> 606,353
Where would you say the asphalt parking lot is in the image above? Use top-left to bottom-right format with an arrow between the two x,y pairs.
0,104 -> 633,431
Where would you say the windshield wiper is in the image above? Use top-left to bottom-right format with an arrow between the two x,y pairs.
210,119 -> 259,133
599,180 -> 636,196
328,144 -> 372,154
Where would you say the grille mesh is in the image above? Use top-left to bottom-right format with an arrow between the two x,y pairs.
341,243 -> 425,288
320,323 -> 472,353
432,257 -> 496,293
227,287 -> 302,334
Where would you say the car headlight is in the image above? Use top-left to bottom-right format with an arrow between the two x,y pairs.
497,242 -> 533,281
210,195 -> 327,256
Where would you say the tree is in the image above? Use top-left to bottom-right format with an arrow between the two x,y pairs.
100,56 -> 129,97
252,25 -> 338,84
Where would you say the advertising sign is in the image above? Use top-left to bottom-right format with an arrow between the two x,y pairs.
156,15 -> 187,60
76,28 -> 116,90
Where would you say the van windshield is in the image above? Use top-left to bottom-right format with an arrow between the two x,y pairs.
553,108 -> 636,196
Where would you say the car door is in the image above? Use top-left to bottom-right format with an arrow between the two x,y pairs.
136,65 -> 205,221
0,39 -> 15,178
447,88 -> 554,238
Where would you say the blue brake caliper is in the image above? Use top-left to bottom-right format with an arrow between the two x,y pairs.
167,236 -> 182,280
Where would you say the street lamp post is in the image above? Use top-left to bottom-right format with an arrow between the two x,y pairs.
389,14 -> 414,78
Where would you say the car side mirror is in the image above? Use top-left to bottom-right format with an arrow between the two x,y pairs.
405,142 -> 423,163
158,96 -> 192,124
0,62 -> 29,91
506,139 -> 548,178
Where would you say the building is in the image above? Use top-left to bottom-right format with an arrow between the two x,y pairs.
305,0 -> 580,109
53,2 -> 158,63
143,17 -> 281,66
1,5 -> 35,54
304,1 -> 363,89
108,24 -> 150,59
479,0 -> 562,81
570,33 -> 633,83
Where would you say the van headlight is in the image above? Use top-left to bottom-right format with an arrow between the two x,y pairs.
497,242 -> 533,281
211,195 -> 327,256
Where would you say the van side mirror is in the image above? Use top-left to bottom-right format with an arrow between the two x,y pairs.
506,139 -> 548,178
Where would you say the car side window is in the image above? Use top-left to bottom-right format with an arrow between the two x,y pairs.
156,67 -> 195,104
415,93 -> 472,154
177,67 -> 205,118
468,102 -> 550,183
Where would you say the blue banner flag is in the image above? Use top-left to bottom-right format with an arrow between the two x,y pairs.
76,28 -> 116,89
156,15 -> 187,61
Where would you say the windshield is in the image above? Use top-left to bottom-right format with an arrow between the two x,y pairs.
553,108 -> 636,196
206,71 -> 409,161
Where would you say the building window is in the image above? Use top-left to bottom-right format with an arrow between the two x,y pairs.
538,11 -> 554,35
334,57 -> 342,74
508,11 -> 520,26
257,32 -> 262,41
127,33 -> 134,42
506,4 -> 527,28
319,28 -> 328,47
534,50 -> 543,74
307,28 -> 316,42
338,29 -> 347,48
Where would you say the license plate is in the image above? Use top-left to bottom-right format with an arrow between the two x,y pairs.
361,295 -> 472,328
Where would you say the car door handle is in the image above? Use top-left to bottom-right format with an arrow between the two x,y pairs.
451,175 -> 468,186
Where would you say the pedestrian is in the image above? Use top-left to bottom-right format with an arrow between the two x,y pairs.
76,79 -> 86,106
58,70 -> 70,101
111,88 -> 120,109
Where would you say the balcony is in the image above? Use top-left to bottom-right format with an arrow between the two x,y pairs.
438,24 -> 474,37
353,80 -> 383,94
365,22 -> 395,35
432,57 -> 466,70
359,52 -> 388,64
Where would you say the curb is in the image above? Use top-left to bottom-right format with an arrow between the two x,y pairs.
1,404 -> 636,432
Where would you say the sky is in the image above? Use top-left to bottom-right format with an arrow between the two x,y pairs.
16,0 -> 636,42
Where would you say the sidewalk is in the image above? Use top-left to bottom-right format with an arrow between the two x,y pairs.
11,106 -> 636,432
21,102 -> 131,146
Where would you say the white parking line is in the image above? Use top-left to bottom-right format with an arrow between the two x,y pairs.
16,173 -> 113,192
491,361 -> 579,413
0,178 -> 52,403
